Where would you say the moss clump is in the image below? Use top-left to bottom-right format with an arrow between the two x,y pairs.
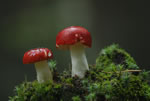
9,44 -> 150,101
9,81 -> 62,101
96,44 -> 139,71
85,68 -> 150,101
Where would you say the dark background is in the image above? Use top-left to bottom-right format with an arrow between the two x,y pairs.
0,0 -> 150,100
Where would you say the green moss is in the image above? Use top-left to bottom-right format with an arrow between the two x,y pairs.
9,81 -> 62,101
96,44 -> 139,71
72,96 -> 82,101
9,44 -> 150,101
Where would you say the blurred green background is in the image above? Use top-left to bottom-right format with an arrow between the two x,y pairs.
0,0 -> 150,100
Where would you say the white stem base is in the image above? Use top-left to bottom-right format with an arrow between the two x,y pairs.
35,60 -> 53,83
70,43 -> 89,78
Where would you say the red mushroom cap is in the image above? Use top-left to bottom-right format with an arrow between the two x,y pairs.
23,48 -> 53,64
56,26 -> 92,49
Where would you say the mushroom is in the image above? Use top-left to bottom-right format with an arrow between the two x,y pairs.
56,26 -> 92,78
23,48 -> 53,83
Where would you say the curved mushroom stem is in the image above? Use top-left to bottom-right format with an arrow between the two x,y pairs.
70,43 -> 89,78
35,60 -> 53,83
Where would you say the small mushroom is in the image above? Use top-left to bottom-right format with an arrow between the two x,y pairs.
23,48 -> 53,83
56,26 -> 92,78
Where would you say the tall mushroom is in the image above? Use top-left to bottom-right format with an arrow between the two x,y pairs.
23,48 -> 53,83
56,26 -> 92,78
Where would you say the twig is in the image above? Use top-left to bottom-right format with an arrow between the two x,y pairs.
101,70 -> 142,74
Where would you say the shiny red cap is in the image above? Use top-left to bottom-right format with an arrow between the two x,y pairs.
23,48 -> 53,64
56,26 -> 92,49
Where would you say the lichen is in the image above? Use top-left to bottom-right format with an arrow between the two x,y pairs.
9,44 -> 150,101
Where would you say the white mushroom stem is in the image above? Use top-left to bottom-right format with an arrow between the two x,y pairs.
34,60 -> 53,83
70,43 -> 89,78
